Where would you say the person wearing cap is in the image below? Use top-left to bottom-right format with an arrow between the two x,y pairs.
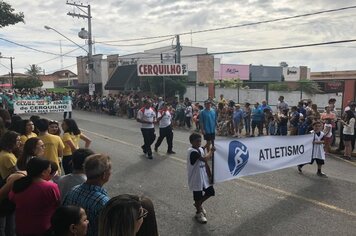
154,103 -> 175,154
136,100 -> 156,159
199,100 -> 217,151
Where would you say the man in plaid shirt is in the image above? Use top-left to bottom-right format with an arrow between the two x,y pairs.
63,154 -> 111,236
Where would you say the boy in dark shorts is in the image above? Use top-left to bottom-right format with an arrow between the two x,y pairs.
298,121 -> 327,177
187,133 -> 215,224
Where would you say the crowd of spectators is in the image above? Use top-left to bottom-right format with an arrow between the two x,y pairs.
0,96 -> 159,236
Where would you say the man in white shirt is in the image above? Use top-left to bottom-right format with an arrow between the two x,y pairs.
136,99 -> 156,159
277,96 -> 288,114
154,103 -> 175,154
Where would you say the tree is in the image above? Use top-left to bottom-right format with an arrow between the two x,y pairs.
14,64 -> 43,89
297,79 -> 323,95
140,76 -> 187,98
26,64 -> 42,79
279,61 -> 288,67
0,1 -> 24,28
13,77 -> 43,89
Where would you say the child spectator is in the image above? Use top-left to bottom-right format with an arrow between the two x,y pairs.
187,133 -> 215,224
323,118 -> 333,153
263,108 -> 273,135
268,114 -> 278,136
297,121 -> 327,177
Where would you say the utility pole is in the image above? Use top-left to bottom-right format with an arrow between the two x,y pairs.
66,1 -> 94,95
0,55 -> 14,87
59,40 -> 64,70
175,35 -> 181,63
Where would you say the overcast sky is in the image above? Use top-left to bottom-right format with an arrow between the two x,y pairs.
2,0 -> 356,75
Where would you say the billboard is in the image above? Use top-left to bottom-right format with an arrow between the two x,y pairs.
137,64 -> 188,76
250,65 -> 283,82
283,67 -> 300,81
219,64 -> 249,80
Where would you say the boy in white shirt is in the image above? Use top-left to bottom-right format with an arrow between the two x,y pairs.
187,133 -> 215,224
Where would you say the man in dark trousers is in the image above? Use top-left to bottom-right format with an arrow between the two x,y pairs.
154,103 -> 175,154
136,99 -> 156,159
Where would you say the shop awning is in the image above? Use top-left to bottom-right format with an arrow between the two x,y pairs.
105,64 -> 139,90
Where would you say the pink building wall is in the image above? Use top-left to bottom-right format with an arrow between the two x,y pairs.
219,64 -> 249,81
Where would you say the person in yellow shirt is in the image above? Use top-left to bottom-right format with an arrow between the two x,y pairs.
0,131 -> 21,179
61,119 -> 91,174
35,119 -> 65,175
19,119 -> 37,145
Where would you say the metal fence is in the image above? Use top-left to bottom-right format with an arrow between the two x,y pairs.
185,80 -> 344,111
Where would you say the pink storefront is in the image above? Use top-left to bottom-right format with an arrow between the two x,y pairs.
218,64 -> 250,81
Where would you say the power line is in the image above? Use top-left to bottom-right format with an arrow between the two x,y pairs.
182,38 -> 356,57
0,62 -> 10,70
0,38 -> 77,57
35,47 -> 83,65
46,63 -> 77,74
96,37 -> 175,47
97,5 -> 356,43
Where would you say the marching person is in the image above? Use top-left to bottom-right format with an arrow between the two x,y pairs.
297,121 -> 327,177
187,133 -> 215,224
154,103 -> 175,154
136,100 -> 156,159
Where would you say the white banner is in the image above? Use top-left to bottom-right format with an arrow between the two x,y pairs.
14,100 -> 72,114
214,135 -> 314,183
137,64 -> 188,76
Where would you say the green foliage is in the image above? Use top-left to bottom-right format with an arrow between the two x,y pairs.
0,1 -> 24,28
215,79 -> 242,88
140,76 -> 187,98
14,77 -> 43,89
26,64 -> 42,79
269,82 -> 290,91
297,79 -> 323,95
46,88 -> 70,93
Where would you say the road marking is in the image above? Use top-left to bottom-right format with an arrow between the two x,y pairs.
238,178 -> 356,218
83,128 -> 356,218
327,153 -> 356,167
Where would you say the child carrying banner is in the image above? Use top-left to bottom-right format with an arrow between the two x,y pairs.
297,121 -> 327,177
187,133 -> 215,224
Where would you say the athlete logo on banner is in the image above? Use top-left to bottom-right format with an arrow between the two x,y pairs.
228,140 -> 249,176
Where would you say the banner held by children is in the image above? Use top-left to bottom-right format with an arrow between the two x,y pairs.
213,134 -> 314,183
14,100 -> 72,114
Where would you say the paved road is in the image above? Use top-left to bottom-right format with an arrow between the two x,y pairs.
34,110 -> 356,236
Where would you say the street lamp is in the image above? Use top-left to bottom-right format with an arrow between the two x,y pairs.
44,25 -> 94,95
44,26 -> 88,53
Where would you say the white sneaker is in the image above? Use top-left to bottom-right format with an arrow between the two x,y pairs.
201,207 -> 207,216
193,203 -> 207,216
195,212 -> 207,224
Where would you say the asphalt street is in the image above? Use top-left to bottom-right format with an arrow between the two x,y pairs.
30,110 -> 356,236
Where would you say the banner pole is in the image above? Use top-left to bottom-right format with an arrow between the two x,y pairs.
211,140 -> 215,184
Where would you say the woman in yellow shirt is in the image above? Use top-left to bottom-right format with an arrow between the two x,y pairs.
19,119 -> 37,145
0,131 -> 21,179
61,119 -> 91,174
